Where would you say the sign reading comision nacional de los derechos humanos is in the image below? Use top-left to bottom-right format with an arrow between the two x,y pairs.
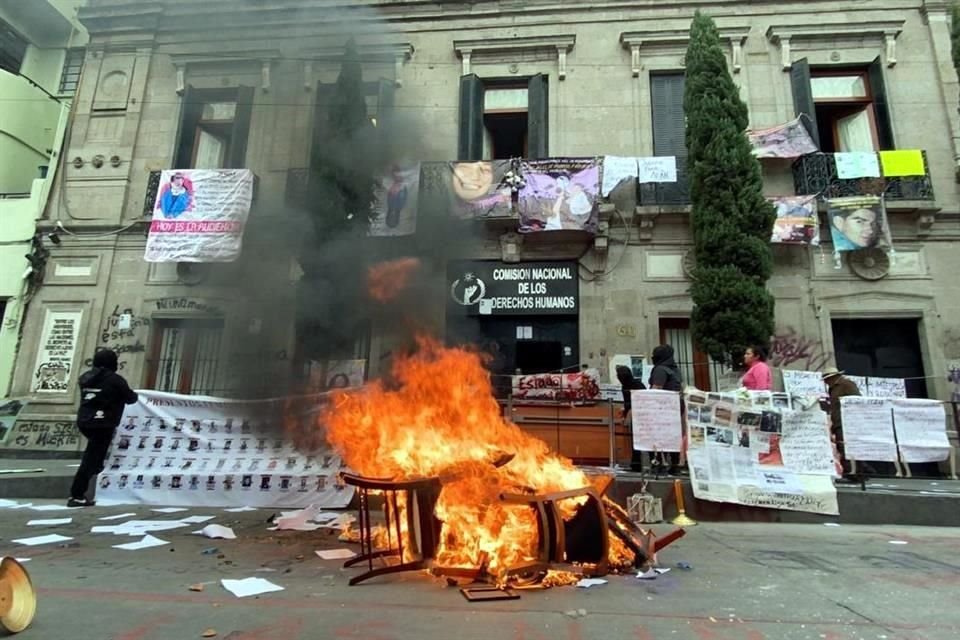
446,261 -> 579,316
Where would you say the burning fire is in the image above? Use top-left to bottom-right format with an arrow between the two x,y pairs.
367,258 -> 421,303
324,338 -> 632,577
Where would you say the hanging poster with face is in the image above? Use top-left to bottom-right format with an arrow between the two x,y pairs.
447,261 -> 578,317
748,117 -> 819,159
770,195 -> 819,245
517,159 -> 600,233
447,161 -> 513,218
370,163 -> 419,236
826,196 -> 891,253
146,169 -> 254,263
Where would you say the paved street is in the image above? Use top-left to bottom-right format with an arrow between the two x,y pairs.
2,502 -> 959,640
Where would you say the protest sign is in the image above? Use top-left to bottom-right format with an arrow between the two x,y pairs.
686,392 -> 838,515
835,152 -> 880,179
98,391 -> 354,508
770,196 -> 819,245
840,397 -> 897,462
781,370 -> 826,398
511,372 -> 599,402
866,377 -> 907,399
146,169 -> 254,262
637,157 -> 677,183
370,163 -> 419,236
892,399 -> 950,463
601,156 -> 639,196
631,390 -> 683,452
518,159 -> 600,233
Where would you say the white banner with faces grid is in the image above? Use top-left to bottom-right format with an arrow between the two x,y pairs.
97,390 -> 354,508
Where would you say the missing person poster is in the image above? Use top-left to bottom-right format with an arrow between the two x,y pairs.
826,196 -> 892,253
686,391 -> 838,515
447,161 -> 514,219
146,169 -> 254,262
631,390 -> 683,452
518,158 -> 600,233
770,195 -> 819,245
98,390 -> 354,508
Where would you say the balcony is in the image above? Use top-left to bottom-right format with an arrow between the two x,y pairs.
637,156 -> 690,206
792,152 -> 934,202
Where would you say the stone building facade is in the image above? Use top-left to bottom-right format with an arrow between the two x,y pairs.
4,0 -> 960,453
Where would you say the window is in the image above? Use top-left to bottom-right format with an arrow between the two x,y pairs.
658,318 -> 731,391
173,87 -> 254,169
791,58 -> 894,152
649,73 -> 690,204
458,74 -> 548,160
146,319 -> 224,395
58,48 -> 85,95
0,19 -> 27,75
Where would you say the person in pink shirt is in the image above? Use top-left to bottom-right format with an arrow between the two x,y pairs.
741,345 -> 773,391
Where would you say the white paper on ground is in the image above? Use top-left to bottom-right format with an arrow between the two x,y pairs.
15,558 -> 30,563
888,540 -> 909,545
66,463 -> 81,468
221,577 -> 284,598
654,568 -> 671,575
99,512 -> 138,521
29,504 -> 76,512
315,548 -> 356,560
576,578 -> 608,588
0,499 -> 20,508
196,524 -> 236,540
93,498 -> 137,506
12,534 -> 73,546
112,535 -> 170,551
823,522 -> 841,527
91,520 -> 189,535
637,568 -> 658,580
313,511 -> 342,522
151,507 -> 189,513
223,506 -> 257,512
26,518 -> 72,526
317,514 -> 356,530
6,503 -> 33,509
267,523 -> 322,532
179,515 -> 216,524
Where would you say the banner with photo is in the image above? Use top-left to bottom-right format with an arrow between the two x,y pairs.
685,390 -> 839,515
518,159 -> 600,233
98,390 -> 354,509
370,164 -> 419,236
748,117 -> 819,159
146,169 -> 254,263
770,195 -> 819,245
826,195 -> 892,253
447,161 -> 514,219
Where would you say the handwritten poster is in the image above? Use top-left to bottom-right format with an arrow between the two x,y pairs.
834,152 -> 881,179
781,370 -> 827,398
866,377 -> 907,399
512,372 -> 599,402
601,156 -> 639,196
631,390 -> 682,452
637,157 -> 677,183
146,169 -> 254,263
32,310 -> 83,393
892,399 -> 950,463
846,375 -> 868,394
686,392 -> 838,515
840,397 -> 897,462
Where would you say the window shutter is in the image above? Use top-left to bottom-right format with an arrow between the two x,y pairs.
650,73 -> 688,204
868,58 -> 895,150
527,74 -> 549,159
229,86 -> 255,168
377,78 -> 395,126
458,74 -> 485,160
790,58 -> 819,148
173,85 -> 205,168
309,83 -> 333,170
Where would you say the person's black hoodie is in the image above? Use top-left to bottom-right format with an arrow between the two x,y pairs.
615,365 -> 645,412
649,345 -> 683,391
76,350 -> 138,434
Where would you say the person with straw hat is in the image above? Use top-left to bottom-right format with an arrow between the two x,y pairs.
822,367 -> 861,474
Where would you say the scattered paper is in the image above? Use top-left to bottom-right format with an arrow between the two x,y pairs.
221,577 -> 284,598
180,515 -> 216,524
93,498 -> 136,506
223,506 -> 257,512
576,578 -> 608,588
313,511 -> 342,522
5,502 -> 33,510
27,518 -> 72,526
29,504 -> 76,512
66,463 -> 81,468
151,507 -> 189,514
15,558 -> 31,563
112,535 -> 170,551
654,568 -> 671,575
99,512 -> 138,521
315,549 -> 356,560
317,514 -> 356,530
91,520 -> 189,536
888,540 -> 909,545
823,522 -> 841,527
637,568 -> 659,580
196,524 -> 236,540
12,534 -> 73,546
0,499 -> 20,508
274,505 -> 328,531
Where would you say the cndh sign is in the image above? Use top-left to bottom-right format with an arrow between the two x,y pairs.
447,261 -> 579,316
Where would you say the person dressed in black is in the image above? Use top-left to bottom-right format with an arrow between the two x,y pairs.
615,365 -> 646,472
68,349 -> 138,507
649,344 -> 686,475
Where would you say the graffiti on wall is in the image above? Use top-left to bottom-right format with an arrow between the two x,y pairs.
7,421 -> 80,450
769,327 -> 832,371
83,305 -> 151,372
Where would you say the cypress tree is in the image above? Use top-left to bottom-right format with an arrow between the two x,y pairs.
684,12 -> 776,366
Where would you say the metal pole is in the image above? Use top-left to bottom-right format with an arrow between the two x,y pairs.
608,399 -> 616,470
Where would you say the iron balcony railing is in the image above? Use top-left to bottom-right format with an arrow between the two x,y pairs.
792,151 -> 934,202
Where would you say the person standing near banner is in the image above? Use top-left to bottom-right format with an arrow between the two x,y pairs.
649,345 -> 686,475
822,367 -> 861,474
616,365 -> 646,472
67,349 -> 138,507
741,345 -> 773,391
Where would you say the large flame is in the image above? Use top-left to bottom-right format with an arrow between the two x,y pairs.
324,338 -> 601,575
